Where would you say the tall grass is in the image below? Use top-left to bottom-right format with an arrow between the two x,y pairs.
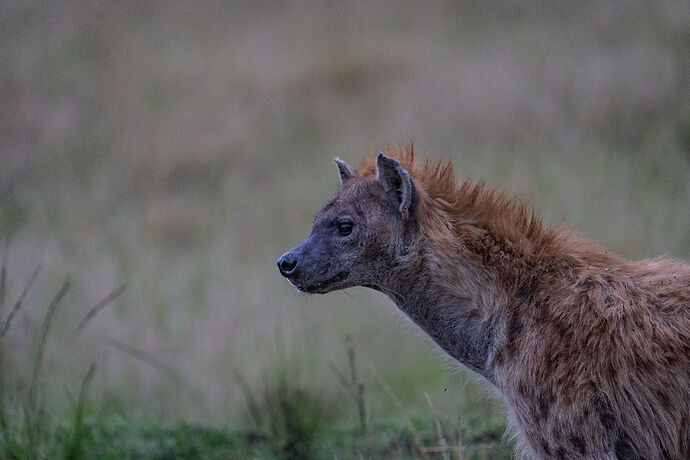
0,258 -> 508,458
0,267 -> 70,459
233,365 -> 334,459
62,362 -> 96,460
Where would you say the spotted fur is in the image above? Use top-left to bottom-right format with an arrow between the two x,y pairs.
279,143 -> 690,459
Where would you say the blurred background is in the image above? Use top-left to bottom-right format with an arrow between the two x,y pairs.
1,0 -> 689,457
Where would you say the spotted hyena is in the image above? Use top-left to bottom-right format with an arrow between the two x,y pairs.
277,144 -> 690,459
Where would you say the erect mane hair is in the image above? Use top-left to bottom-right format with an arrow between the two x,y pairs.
357,143 -> 575,260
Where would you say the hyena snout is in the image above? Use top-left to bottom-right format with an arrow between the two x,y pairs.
277,252 -> 298,277
277,234 -> 352,294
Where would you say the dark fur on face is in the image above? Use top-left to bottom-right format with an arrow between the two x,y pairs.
278,153 -> 418,294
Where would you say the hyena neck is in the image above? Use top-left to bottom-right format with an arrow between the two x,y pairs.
379,241 -> 507,381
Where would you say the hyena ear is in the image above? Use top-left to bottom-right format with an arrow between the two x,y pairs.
376,152 -> 415,219
333,157 -> 357,184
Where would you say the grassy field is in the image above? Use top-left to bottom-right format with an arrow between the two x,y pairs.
0,277 -> 509,458
1,1 -> 689,458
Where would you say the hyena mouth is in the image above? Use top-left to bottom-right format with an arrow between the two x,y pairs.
297,271 -> 349,293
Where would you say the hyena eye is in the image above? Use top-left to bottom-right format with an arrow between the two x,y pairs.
337,221 -> 353,236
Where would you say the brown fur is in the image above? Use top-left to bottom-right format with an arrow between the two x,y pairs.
356,144 -> 690,459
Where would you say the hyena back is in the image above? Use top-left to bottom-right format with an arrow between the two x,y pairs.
277,145 -> 690,459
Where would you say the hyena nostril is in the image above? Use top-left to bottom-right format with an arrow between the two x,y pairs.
277,254 -> 298,276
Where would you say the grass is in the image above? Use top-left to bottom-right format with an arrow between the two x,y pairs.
0,347 -> 509,460
0,259 -> 509,459
0,415 -> 509,460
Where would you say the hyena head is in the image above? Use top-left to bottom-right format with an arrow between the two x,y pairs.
277,153 -> 419,294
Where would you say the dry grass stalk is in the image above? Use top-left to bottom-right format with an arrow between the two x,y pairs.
28,277 -> 70,409
424,391 -> 453,460
107,337 -> 210,418
0,261 -> 43,338
362,355 -> 429,460
77,283 -> 126,331
0,241 -> 8,311
328,335 -> 367,436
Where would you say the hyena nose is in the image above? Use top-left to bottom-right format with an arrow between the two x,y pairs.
277,253 -> 298,277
